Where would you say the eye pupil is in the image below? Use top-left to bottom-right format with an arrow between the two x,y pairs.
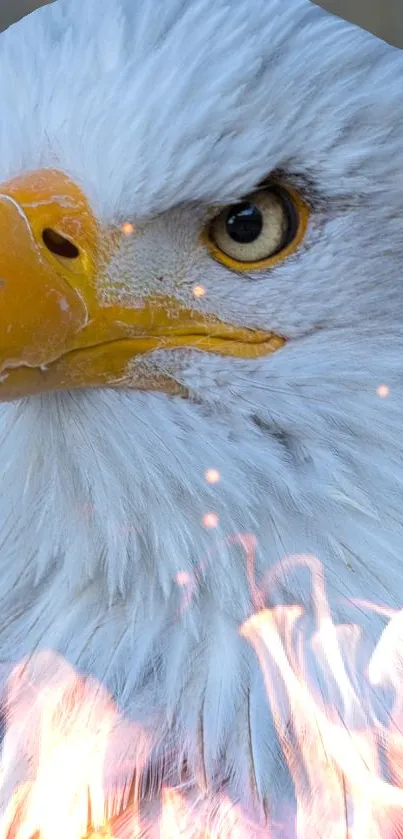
226,202 -> 263,244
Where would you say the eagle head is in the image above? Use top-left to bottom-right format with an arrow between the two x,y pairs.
0,0 -> 402,832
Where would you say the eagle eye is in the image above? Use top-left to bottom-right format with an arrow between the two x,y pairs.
204,184 -> 309,272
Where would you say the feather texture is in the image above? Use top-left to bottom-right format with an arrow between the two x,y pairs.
0,0 -> 403,835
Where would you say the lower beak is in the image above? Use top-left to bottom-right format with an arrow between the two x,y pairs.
0,169 -> 285,400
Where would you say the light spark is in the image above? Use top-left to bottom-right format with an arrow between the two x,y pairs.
202,512 -> 219,529
176,571 -> 191,586
205,468 -> 220,484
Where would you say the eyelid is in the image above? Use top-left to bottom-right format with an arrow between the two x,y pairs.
202,183 -> 310,273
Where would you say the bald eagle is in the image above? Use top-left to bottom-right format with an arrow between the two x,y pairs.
0,0 -> 402,835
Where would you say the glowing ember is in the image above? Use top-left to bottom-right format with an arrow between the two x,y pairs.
175,570 -> 191,586
376,384 -> 390,397
202,512 -> 219,528
205,468 -> 220,484
192,284 -> 206,298
121,222 -> 135,236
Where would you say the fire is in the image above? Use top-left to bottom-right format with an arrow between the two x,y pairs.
1,551 -> 403,838
241,555 -> 403,839
0,653 -> 149,839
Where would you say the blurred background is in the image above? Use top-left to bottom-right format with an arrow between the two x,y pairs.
0,0 -> 402,46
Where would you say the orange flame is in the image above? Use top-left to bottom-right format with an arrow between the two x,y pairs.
1,549 -> 403,838
241,555 -> 403,839
0,652 -> 150,839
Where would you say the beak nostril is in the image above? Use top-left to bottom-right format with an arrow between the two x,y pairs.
42,228 -> 80,260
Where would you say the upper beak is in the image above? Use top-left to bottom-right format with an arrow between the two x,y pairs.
0,169 -> 284,400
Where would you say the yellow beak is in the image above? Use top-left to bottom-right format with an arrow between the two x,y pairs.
0,169 -> 285,399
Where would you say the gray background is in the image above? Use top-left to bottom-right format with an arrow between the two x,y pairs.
0,0 -> 402,46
